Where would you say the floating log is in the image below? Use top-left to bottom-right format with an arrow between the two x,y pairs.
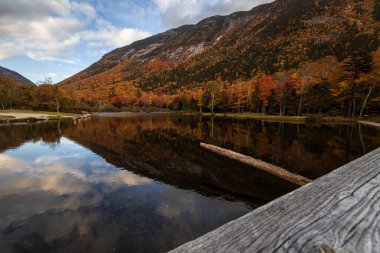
359,120 -> 380,128
200,143 -> 312,186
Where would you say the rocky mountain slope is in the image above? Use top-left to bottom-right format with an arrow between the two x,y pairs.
60,0 -> 380,102
0,66 -> 33,84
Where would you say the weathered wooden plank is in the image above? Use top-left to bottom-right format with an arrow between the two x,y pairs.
170,147 -> 380,253
200,143 -> 312,186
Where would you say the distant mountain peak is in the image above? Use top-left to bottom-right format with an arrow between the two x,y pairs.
0,66 -> 33,84
60,0 -> 379,102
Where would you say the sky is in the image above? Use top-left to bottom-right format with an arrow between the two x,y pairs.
0,0 -> 273,83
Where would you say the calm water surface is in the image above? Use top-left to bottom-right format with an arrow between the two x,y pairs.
0,116 -> 379,253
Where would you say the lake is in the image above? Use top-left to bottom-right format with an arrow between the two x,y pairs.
0,115 -> 379,253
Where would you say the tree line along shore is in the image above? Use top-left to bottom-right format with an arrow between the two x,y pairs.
0,51 -> 379,120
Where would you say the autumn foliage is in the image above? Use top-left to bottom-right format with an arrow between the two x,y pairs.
2,0 -> 379,116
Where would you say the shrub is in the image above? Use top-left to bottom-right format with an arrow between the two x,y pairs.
304,114 -> 322,125
99,104 -> 120,112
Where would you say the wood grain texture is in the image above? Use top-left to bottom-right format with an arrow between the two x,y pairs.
170,147 -> 380,253
200,143 -> 312,186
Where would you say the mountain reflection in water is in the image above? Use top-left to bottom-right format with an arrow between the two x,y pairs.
0,116 -> 379,253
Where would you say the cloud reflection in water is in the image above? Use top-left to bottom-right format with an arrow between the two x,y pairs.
0,137 -> 250,253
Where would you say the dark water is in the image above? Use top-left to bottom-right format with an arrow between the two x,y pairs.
0,116 -> 379,253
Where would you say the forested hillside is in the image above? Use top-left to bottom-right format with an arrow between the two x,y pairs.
0,66 -> 33,84
16,0 -> 380,115
0,67 -> 36,110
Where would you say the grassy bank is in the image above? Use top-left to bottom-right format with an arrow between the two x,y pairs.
0,109 -> 81,124
0,109 -> 80,117
0,115 -> 15,120
184,112 -> 358,124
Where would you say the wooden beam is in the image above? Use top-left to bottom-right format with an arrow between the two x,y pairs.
171,147 -> 380,253
200,143 -> 312,186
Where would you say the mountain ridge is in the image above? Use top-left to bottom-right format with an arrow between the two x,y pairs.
59,0 -> 380,104
70,3 -> 269,78
0,66 -> 33,84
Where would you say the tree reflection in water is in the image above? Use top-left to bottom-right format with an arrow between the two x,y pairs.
0,116 -> 379,253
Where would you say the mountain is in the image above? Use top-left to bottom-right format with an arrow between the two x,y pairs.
0,66 -> 33,84
60,0 -> 380,103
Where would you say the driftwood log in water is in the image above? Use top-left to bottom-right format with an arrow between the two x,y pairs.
200,143 -> 312,186
359,121 -> 380,128
172,147 -> 380,253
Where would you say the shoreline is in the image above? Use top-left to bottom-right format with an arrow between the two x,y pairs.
92,111 -> 178,118
182,112 -> 359,124
0,110 -> 82,124
1,110 -> 377,126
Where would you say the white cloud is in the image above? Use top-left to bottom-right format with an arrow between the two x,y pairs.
0,151 -> 151,197
153,0 -> 274,28
0,0 -> 273,82
0,0 -> 151,63
81,20 -> 151,49
154,0 -> 173,10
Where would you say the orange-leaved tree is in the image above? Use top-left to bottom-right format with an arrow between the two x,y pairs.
358,48 -> 380,119
257,74 -> 274,113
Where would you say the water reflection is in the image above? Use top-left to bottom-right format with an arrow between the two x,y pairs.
0,137 -> 249,253
0,117 -> 379,253
64,117 -> 301,204
65,116 -> 380,180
